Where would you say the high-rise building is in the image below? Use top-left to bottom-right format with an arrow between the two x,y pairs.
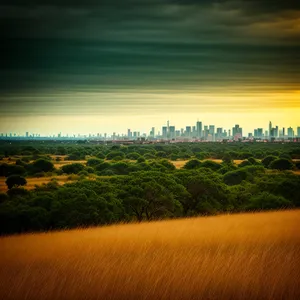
162,126 -> 168,138
216,128 -> 223,139
254,129 -> 258,138
196,121 -> 202,138
209,125 -> 215,135
169,126 -> 176,139
26,132 -> 29,138
269,121 -> 272,139
192,126 -> 196,137
297,127 -> 300,137
185,126 -> 191,137
275,126 -> 278,138
232,124 -> 242,138
287,127 -> 294,138
257,128 -> 263,138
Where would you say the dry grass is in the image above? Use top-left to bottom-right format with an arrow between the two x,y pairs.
0,210 -> 299,300
0,175 -> 72,192
172,159 -> 245,169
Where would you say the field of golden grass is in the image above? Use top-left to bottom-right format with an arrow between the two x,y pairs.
0,175 -> 73,192
0,210 -> 299,300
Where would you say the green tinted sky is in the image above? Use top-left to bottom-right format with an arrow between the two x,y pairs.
0,0 -> 299,135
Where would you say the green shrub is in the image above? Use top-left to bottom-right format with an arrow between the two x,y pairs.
184,159 -> 202,170
6,175 -> 27,190
62,163 -> 85,174
269,158 -> 294,171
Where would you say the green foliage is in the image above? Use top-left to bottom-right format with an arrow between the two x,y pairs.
261,155 -> 278,168
106,151 -> 125,160
61,163 -> 85,174
269,158 -> 294,171
126,152 -> 141,160
32,159 -> 54,173
6,175 -> 27,189
246,192 -> 292,210
137,156 -> 146,163
238,160 -> 253,168
223,169 -> 249,186
218,163 -> 237,175
0,164 -> 26,177
86,158 -> 104,167
1,140 -> 300,235
95,152 -> 106,159
200,160 -> 221,171
184,159 -> 202,170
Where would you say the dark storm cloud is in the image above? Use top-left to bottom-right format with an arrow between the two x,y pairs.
0,0 -> 299,114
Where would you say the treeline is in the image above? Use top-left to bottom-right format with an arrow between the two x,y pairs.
1,141 -> 300,161
1,165 -> 300,235
0,141 -> 300,235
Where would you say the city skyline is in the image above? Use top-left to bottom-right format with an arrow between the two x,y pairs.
1,1 -> 299,133
1,120 -> 299,141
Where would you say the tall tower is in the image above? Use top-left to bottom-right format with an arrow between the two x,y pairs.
196,121 -> 202,138
269,121 -> 272,139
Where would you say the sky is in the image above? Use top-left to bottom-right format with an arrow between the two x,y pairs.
0,0 -> 299,136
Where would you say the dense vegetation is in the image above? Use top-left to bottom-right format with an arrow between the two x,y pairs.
0,141 -> 300,235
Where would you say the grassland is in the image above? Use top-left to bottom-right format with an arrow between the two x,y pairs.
1,156 -> 299,192
0,210 -> 299,300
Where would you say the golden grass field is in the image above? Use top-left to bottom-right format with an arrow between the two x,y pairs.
0,210 -> 299,300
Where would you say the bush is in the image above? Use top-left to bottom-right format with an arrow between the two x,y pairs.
95,152 -> 106,159
144,153 -> 156,159
126,152 -> 141,160
62,163 -> 85,174
159,159 -> 176,170
184,159 -> 202,170
269,158 -> 294,171
32,159 -> 54,173
112,156 -> 124,161
86,158 -> 103,167
261,155 -> 278,168
6,175 -> 27,190
200,160 -> 221,171
246,192 -> 293,210
106,151 -> 125,160
238,160 -> 252,168
223,169 -> 249,186
137,156 -> 146,163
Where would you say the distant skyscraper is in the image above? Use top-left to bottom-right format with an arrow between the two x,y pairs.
196,121 -> 202,138
185,126 -> 191,137
162,126 -> 167,138
297,127 -> 300,138
287,127 -> 294,138
26,132 -> 29,138
169,126 -> 175,139
254,129 -> 258,138
269,121 -> 272,139
257,128 -> 263,138
232,124 -> 242,139
216,127 -> 223,139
